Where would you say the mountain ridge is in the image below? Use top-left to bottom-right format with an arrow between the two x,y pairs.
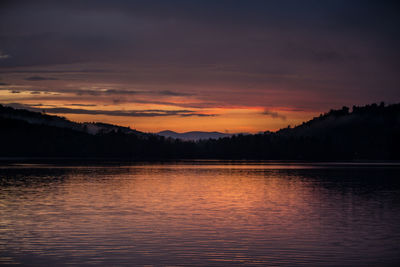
157,130 -> 232,140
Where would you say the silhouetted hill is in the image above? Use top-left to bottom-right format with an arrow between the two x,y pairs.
158,130 -> 232,140
0,104 -> 184,158
277,103 -> 399,138
1,103 -> 399,160
0,104 -> 142,135
209,102 -> 399,160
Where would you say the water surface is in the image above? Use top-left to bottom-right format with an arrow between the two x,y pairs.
1,162 -> 399,266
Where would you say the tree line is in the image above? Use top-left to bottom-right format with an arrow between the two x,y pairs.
1,103 -> 399,160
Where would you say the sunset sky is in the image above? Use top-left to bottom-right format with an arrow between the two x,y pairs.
0,0 -> 399,133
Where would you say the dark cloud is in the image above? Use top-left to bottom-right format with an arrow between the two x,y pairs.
42,107 -> 216,117
158,90 -> 193,96
312,50 -> 346,63
74,89 -> 191,97
10,90 -> 21,94
0,85 -> 191,98
0,69 -> 109,74
73,89 -> 132,96
30,91 -> 41,94
25,76 -> 58,81
0,1 -> 399,111
70,103 -> 97,107
262,110 -> 286,120
0,50 -> 10,59
6,103 -> 215,117
1,0 -> 398,69
0,82 -> 9,85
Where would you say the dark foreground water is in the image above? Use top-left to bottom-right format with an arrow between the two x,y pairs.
0,162 -> 400,266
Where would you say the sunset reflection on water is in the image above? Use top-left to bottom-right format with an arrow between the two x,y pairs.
1,163 -> 399,265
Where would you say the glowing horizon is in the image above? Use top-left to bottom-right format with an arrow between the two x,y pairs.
0,1 -> 399,132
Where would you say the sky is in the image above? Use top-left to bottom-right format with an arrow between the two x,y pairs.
0,0 -> 399,133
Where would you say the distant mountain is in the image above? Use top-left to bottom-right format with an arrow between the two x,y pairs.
158,130 -> 232,140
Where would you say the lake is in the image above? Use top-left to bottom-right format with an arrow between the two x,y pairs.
1,161 -> 399,266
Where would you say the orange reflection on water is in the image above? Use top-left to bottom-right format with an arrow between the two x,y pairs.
1,164 -> 399,265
